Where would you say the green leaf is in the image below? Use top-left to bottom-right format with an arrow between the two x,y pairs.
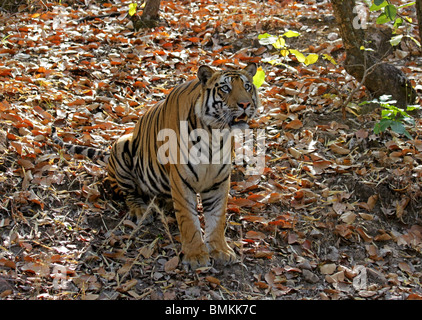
374,0 -> 387,6
376,12 -> 390,24
381,109 -> 393,119
283,30 -> 300,38
398,2 -> 415,9
404,130 -> 412,139
304,53 -> 319,66
253,67 -> 265,89
390,34 -> 403,46
385,4 -> 397,21
390,121 -> 406,134
289,50 -> 305,63
129,2 -> 137,16
393,17 -> 403,29
378,118 -> 394,132
258,33 -> 272,39
370,0 -> 388,11
390,121 -> 412,138
407,104 -> 422,112
373,123 -> 381,134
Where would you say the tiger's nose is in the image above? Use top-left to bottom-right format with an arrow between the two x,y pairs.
238,102 -> 251,109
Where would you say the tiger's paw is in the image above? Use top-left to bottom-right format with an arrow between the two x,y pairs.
182,239 -> 210,270
210,246 -> 236,266
182,248 -> 210,270
129,205 -> 152,225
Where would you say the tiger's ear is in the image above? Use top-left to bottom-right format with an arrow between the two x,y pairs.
244,63 -> 257,77
197,65 -> 215,85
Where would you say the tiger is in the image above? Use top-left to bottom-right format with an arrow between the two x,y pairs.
52,63 -> 260,269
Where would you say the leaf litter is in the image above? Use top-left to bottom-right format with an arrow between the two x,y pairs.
0,0 -> 422,300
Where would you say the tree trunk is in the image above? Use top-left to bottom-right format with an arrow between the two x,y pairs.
330,0 -> 417,108
142,0 -> 161,21
132,0 -> 162,29
0,0 -> 25,12
416,0 -> 422,42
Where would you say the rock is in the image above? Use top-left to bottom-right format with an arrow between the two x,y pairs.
327,32 -> 338,41
303,270 -> 319,284
297,257 -> 312,271
324,246 -> 339,262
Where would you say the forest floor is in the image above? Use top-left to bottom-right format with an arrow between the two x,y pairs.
0,0 -> 422,300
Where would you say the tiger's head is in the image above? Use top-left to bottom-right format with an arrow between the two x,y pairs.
196,63 -> 260,130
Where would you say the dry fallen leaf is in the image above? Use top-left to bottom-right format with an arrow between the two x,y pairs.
1,0 -> 421,301
396,196 -> 410,220
320,263 -> 336,275
164,256 -> 179,273
205,276 -> 221,286
245,230 -> 266,240
329,143 -> 350,155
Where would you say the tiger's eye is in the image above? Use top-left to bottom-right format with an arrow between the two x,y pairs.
220,85 -> 231,93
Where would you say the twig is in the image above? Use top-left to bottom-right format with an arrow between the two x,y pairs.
341,51 -> 390,119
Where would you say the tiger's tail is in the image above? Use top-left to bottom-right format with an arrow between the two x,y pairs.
51,126 -> 110,163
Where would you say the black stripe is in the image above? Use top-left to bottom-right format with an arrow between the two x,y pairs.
174,165 -> 196,195
186,161 -> 198,181
201,173 -> 229,194
187,80 -> 201,94
201,195 -> 221,213
217,163 -> 229,176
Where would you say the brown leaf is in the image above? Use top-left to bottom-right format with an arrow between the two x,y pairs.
287,232 -> 298,244
285,119 -> 303,129
117,278 -> 138,293
288,147 -> 302,159
335,224 -> 353,239
320,263 -> 336,275
0,258 -> 16,269
374,230 -> 392,241
398,262 -> 414,275
355,129 -> 368,139
21,262 -> 50,277
254,248 -> 274,259
358,194 -> 379,211
356,227 -> 372,242
205,276 -> 221,285
396,196 -> 410,220
329,143 -> 350,155
228,197 -> 256,208
365,245 -> 380,260
123,219 -> 137,229
325,270 -> 345,284
73,274 -> 101,291
245,230 -> 266,240
241,215 -> 266,223
164,256 -> 179,273
118,259 -> 134,275
254,281 -> 269,289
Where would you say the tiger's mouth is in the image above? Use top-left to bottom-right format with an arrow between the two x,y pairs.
232,113 -> 249,125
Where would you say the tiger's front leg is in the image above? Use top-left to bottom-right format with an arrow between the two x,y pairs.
170,171 -> 210,269
201,178 -> 236,265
